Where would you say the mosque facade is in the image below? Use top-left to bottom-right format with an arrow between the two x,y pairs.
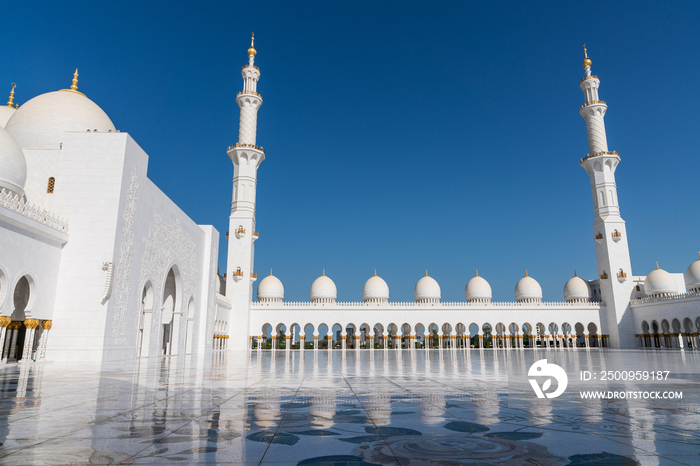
0,42 -> 698,363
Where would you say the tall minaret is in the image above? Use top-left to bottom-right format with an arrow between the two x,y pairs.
578,46 -> 635,348
226,34 -> 265,350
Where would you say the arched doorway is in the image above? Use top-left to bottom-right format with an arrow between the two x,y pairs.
161,268 -> 181,355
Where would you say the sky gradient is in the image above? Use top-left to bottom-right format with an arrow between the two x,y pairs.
3,1 -> 699,303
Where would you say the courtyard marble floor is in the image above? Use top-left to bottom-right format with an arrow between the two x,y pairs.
0,348 -> 698,465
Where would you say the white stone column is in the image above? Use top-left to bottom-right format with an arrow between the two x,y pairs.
0,317 -> 9,361
313,335 -> 318,350
299,335 -> 305,351
2,326 -> 15,360
8,324 -> 20,360
584,334 -> 589,348
355,336 -> 361,351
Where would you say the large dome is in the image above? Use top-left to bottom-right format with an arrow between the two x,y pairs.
310,272 -> 336,303
465,272 -> 492,303
563,273 -> 590,302
5,90 -> 115,150
363,273 -> 389,303
0,125 -> 27,197
515,272 -> 542,303
685,253 -> 700,292
0,106 -> 15,128
644,264 -> 677,297
414,273 -> 440,303
258,273 -> 284,302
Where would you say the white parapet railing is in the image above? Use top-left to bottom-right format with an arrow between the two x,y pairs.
0,188 -> 69,233
631,290 -> 700,305
251,301 -> 603,309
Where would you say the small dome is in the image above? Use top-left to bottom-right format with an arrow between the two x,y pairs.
363,273 -> 389,303
685,253 -> 700,292
0,125 -> 27,197
465,272 -> 492,303
515,272 -> 542,303
644,264 -> 677,297
6,90 -> 115,150
415,273 -> 440,303
0,106 -> 15,128
311,272 -> 336,303
258,273 -> 284,302
563,273 -> 590,302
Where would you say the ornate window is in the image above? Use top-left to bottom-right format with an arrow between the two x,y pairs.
47,177 -> 55,193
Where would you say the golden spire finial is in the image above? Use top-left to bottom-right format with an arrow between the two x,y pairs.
475,269 -> 479,277
656,262 -> 659,270
71,69 -> 79,91
374,269 -> 377,277
322,268 -> 325,276
582,44 -> 592,68
270,268 -> 273,276
574,270 -> 578,277
525,270 -> 529,277
425,269 -> 428,277
248,32 -> 257,56
6,83 -> 15,107
698,251 -> 700,261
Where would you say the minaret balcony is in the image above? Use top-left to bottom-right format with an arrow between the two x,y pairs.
242,65 -> 260,71
611,230 -> 622,242
600,271 -> 609,280
594,233 -> 604,244
228,143 -> 265,154
252,231 -> 259,241
232,267 -> 244,282
250,273 -> 257,279
579,75 -> 599,84
617,270 -> 627,283
235,226 -> 246,238
579,100 -> 606,110
237,90 -> 262,98
580,151 -> 620,163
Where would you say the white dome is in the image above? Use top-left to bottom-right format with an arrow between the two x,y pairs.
563,274 -> 590,302
685,254 -> 700,291
0,106 -> 15,128
0,125 -> 27,197
363,273 -> 389,302
644,265 -> 677,297
5,90 -> 115,150
414,274 -> 441,303
515,273 -> 542,302
465,273 -> 492,302
310,273 -> 336,303
258,274 -> 284,302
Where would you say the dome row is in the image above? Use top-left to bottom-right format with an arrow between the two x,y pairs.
258,270 -> 586,304
257,257 -> 700,304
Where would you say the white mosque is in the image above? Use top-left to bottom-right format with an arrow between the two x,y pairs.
0,40 -> 698,363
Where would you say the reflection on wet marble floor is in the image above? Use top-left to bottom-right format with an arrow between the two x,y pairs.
0,349 -> 699,465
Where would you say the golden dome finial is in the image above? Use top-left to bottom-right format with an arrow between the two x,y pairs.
6,83 -> 15,107
425,269 -> 428,277
525,270 -> 529,277
71,69 -> 79,91
582,44 -> 592,68
374,269 -> 377,277
656,261 -> 659,270
322,268 -> 325,276
248,32 -> 257,56
475,269 -> 479,277
574,270 -> 578,277
270,268 -> 273,276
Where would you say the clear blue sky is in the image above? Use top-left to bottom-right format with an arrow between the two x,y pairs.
3,1 -> 699,302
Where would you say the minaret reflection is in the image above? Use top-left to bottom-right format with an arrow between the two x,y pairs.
418,392 -> 446,426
